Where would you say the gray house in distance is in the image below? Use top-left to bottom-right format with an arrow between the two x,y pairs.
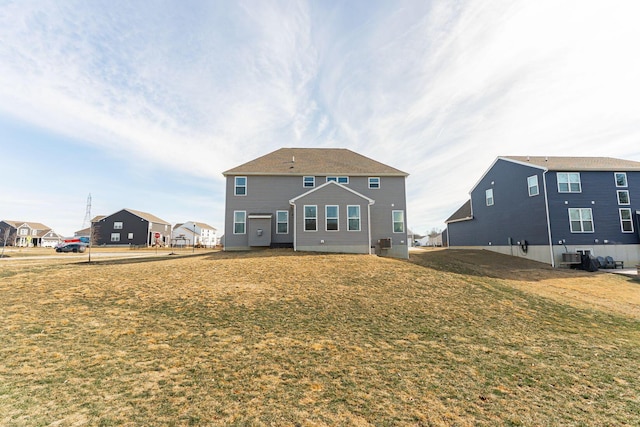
93,209 -> 172,247
446,156 -> 640,267
223,148 -> 409,258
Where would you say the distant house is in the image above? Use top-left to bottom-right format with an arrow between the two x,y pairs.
93,209 -> 171,246
0,220 -> 63,247
172,221 -> 218,247
446,156 -> 640,266
223,147 -> 410,258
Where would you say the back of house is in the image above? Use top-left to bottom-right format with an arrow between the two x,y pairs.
222,147 -> 410,259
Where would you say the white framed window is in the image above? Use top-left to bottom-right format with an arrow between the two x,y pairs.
111,233 -> 121,242
114,221 -> 123,229
234,176 -> 247,196
276,211 -> 288,234
32,229 -> 37,236
557,172 -> 581,193
527,175 -> 539,197
303,176 -> 315,188
392,210 -> 405,233
347,205 -> 361,231
327,176 -> 349,184
326,205 -> 339,231
620,208 -> 634,232
304,205 -> 317,231
233,211 -> 246,234
617,190 -> 630,205
128,233 -> 134,240
486,188 -> 494,206
615,172 -> 627,187
368,177 -> 380,189
568,208 -> 594,233
19,228 -> 28,236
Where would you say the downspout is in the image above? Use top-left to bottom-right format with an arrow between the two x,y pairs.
367,200 -> 374,255
289,200 -> 297,252
542,170 -> 555,267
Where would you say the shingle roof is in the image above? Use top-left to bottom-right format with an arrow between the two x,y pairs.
124,209 -> 171,225
445,200 -> 472,223
2,220 -> 51,230
223,148 -> 408,176
503,156 -> 640,171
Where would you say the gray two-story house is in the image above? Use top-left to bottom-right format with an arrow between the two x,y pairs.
223,148 -> 410,259
446,156 -> 640,267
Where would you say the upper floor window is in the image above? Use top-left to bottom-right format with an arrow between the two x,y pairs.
617,190 -> 630,205
615,172 -> 627,187
19,228 -> 28,236
114,221 -> 123,229
568,208 -> 593,233
234,177 -> 247,196
620,208 -> 634,233
304,205 -> 317,231
303,176 -> 315,188
326,205 -> 339,231
368,177 -> 380,189
348,205 -> 361,231
276,211 -> 288,234
485,189 -> 494,206
527,175 -> 539,197
557,172 -> 581,193
327,176 -> 349,184
392,210 -> 405,233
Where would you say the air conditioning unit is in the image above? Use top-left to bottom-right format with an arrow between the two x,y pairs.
378,238 -> 392,249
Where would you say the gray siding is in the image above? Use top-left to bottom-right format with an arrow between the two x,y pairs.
224,174 -> 408,258
448,159 -> 549,247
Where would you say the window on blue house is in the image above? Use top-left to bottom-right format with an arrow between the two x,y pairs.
527,175 -> 539,196
486,189 -> 494,206
568,208 -> 593,233
615,172 -> 627,187
617,190 -> 630,205
557,173 -> 581,193
620,208 -> 634,232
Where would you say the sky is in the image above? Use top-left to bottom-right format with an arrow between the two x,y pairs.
1,0 -> 640,238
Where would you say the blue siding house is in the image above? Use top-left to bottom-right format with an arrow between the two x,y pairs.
446,156 -> 640,267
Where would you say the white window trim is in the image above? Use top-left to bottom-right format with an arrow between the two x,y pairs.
114,221 -> 123,229
304,205 -> 317,232
347,205 -> 361,232
233,211 -> 246,235
527,175 -> 539,197
325,205 -> 339,232
368,177 -> 381,189
557,172 -> 582,193
128,233 -> 134,240
615,172 -> 628,188
111,233 -> 121,242
619,208 -> 634,233
326,176 -> 349,184
568,208 -> 594,233
234,176 -> 247,196
392,210 -> 405,234
486,188 -> 494,206
617,190 -> 630,205
303,176 -> 315,188
276,210 -> 289,234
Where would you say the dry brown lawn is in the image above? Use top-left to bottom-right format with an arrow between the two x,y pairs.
1,248 -> 639,426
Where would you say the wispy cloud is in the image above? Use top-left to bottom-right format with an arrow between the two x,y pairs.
1,0 -> 639,234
